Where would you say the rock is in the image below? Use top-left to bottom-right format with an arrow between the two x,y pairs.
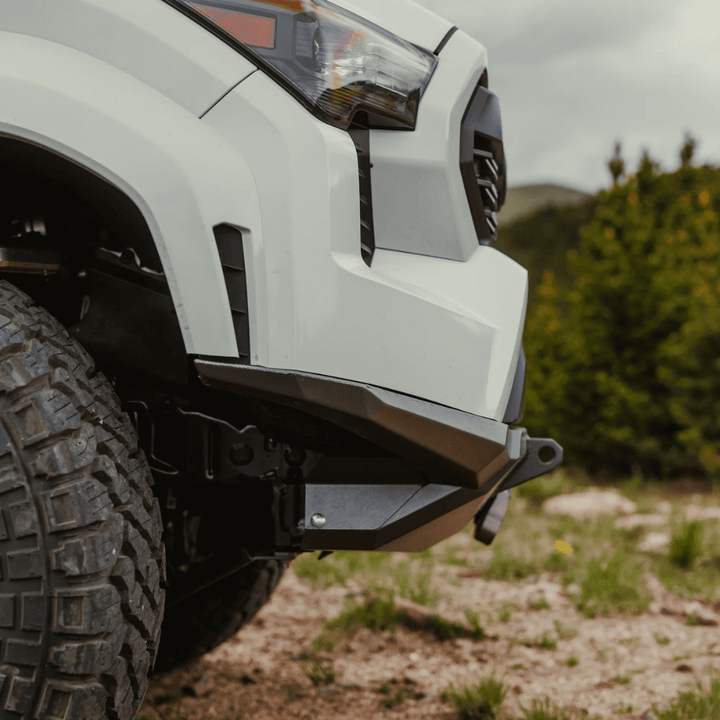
542,488 -> 636,519
614,514 -> 667,530
637,532 -> 670,553
684,505 -> 720,521
657,501 -> 672,515
565,583 -> 581,596
676,664 -> 693,672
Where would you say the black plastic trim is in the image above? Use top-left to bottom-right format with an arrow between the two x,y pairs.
347,122 -> 376,266
434,26 -> 458,55
213,224 -> 250,362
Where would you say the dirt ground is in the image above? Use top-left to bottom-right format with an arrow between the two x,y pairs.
139,496 -> 720,720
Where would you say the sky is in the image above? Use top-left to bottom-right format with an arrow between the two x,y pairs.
414,0 -> 720,193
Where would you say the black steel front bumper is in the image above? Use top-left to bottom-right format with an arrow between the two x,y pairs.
195,359 -> 562,552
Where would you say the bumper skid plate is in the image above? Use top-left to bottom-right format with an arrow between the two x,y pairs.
196,359 -> 563,552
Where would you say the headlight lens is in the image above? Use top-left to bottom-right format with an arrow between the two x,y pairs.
180,0 -> 438,129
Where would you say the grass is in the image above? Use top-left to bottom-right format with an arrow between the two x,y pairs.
293,550 -> 392,589
430,611 -> 485,642
383,690 -> 410,708
530,597 -> 551,611
654,633 -> 671,645
651,670 -> 720,719
497,602 -> 517,623
553,620 -> 578,640
311,588 -> 401,651
572,554 -> 650,618
441,674 -> 508,719
669,519 -> 704,569
613,675 -> 632,685
565,656 -> 579,667
517,697 -> 590,719
300,655 -> 336,686
521,634 -> 557,651
514,471 -> 567,509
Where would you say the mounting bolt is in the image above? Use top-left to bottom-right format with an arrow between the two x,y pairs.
229,443 -> 254,466
310,513 -> 326,529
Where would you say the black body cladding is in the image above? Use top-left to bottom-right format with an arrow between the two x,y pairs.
460,83 -> 507,246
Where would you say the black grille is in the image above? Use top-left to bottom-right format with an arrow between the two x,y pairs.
459,82 -> 507,246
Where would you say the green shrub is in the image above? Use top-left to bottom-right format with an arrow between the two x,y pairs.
523,139 -> 720,479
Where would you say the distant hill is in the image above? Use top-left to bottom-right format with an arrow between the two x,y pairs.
499,184 -> 593,227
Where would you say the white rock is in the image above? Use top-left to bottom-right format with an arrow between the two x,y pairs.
542,488 -> 636,519
684,505 -> 720,522
614,514 -> 667,530
637,532 -> 670,553
565,583 -> 581,596
657,501 -> 672,515
408,652 -> 420,662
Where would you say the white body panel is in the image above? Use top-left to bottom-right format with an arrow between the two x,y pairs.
371,30 -> 487,260
203,70 -> 527,421
1,0 -> 256,117
0,0 -> 527,422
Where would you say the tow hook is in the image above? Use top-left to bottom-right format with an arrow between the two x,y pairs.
473,433 -> 563,545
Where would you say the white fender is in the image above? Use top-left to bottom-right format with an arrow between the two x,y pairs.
0,30 -> 262,358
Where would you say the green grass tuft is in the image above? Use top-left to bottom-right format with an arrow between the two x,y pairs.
574,554 -> 650,618
441,674 -> 508,720
429,609 -> 485,642
654,633 -> 671,645
521,634 -> 557,650
566,656 -> 579,667
669,520 -> 705,569
613,675 -> 631,685
651,671 -> 720,720
497,602 -> 517,623
530,597 -> 551,611
301,655 -> 336,686
553,620 -> 578,640
383,690 -> 410,709
517,696 -> 590,719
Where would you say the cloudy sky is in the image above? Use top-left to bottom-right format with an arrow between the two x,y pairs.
415,0 -> 720,193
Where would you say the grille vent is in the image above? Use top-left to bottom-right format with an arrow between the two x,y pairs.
459,82 -> 507,246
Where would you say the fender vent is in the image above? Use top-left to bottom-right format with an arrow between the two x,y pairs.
213,224 -> 250,362
460,82 -> 507,246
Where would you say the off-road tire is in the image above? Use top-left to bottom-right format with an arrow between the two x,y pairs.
0,281 -> 165,720
154,559 -> 284,672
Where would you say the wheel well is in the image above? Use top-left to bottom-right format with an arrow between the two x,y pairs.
0,136 -> 393,459
0,135 -> 187,377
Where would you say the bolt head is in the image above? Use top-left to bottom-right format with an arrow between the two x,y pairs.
229,443 -> 254,466
311,513 -> 326,529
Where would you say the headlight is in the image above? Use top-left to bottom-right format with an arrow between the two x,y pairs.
176,0 -> 438,130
